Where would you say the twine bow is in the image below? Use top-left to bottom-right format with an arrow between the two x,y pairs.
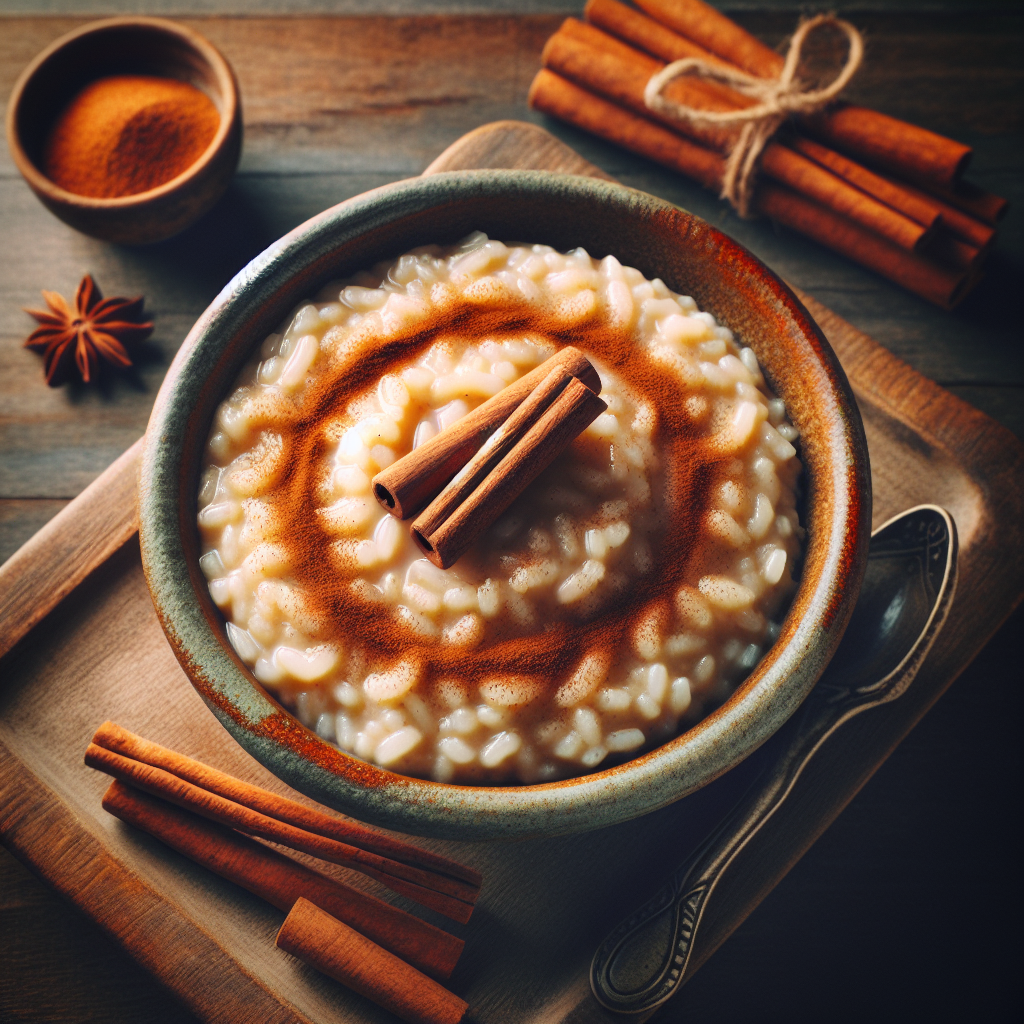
644,14 -> 863,217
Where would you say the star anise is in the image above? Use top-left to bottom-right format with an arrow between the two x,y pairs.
24,274 -> 153,386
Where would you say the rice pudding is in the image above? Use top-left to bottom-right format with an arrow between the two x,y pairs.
197,232 -> 803,784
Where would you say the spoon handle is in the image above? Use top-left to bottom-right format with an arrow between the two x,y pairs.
590,505 -> 957,1017
589,686 -> 861,1015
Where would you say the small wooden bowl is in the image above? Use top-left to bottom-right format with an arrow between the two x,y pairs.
5,17 -> 242,244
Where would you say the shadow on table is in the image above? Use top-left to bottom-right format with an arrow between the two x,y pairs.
117,183 -> 278,307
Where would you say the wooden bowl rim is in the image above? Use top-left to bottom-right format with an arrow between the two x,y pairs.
4,16 -> 240,209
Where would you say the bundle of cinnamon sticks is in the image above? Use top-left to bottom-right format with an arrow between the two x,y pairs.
86,722 -> 475,1023
528,0 -> 1007,308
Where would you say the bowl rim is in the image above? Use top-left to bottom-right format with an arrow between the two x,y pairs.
140,169 -> 871,840
4,16 -> 240,210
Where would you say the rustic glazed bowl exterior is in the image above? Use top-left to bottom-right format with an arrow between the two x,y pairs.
5,17 -> 241,244
140,171 -> 871,841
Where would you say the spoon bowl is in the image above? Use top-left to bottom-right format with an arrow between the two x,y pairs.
829,505 -> 958,698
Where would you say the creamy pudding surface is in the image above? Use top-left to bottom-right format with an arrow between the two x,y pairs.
198,233 -> 804,783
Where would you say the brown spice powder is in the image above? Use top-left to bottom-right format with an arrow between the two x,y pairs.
260,294 -> 732,701
42,75 -> 220,199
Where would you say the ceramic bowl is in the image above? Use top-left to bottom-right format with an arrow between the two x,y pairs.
140,171 -> 871,840
5,17 -> 241,244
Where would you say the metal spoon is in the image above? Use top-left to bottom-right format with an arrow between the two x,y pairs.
591,504 -> 958,1017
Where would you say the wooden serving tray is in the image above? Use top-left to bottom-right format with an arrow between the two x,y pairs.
1,122 -> 1022,1024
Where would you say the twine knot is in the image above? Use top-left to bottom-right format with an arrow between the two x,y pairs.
644,14 -> 863,217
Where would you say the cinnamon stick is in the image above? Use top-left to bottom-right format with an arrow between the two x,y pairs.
86,742 -> 477,922
762,144 -> 931,252
757,182 -> 972,310
412,375 -> 607,569
555,16 -> 744,151
372,346 -> 601,520
277,898 -> 468,1024
886,177 -> 996,251
529,70 -> 974,308
635,0 -> 780,81
412,365 -> 575,542
922,177 -> 1008,226
102,780 -> 464,981
543,24 -> 933,253
595,0 -> 972,185
91,721 -> 480,887
925,231 -> 985,273
586,0 -> 730,71
787,135 -> 943,231
802,103 -> 972,190
548,20 -> 745,151
529,68 -> 725,190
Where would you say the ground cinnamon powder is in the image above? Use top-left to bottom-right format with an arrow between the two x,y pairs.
42,75 -> 220,199
261,300 -> 724,708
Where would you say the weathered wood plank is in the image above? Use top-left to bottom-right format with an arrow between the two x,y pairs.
1,3 -> 1018,31
0,844 -> 200,1024
0,499 -> 67,564
0,441 -> 139,660
945,385 -> 1024,440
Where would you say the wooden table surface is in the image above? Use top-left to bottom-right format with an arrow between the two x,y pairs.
1,5 -> 1020,1023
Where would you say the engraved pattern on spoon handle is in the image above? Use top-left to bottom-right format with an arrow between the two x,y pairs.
591,506 -> 957,1017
